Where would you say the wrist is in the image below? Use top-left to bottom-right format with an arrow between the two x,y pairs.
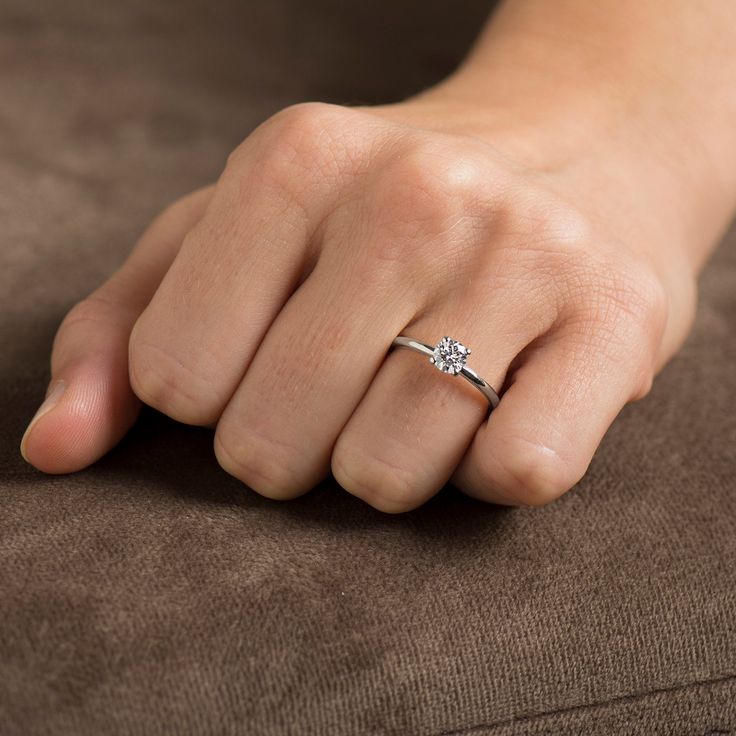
376,76 -> 728,280
375,2 -> 736,280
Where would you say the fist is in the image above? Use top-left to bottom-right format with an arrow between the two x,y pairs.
21,101 -> 695,512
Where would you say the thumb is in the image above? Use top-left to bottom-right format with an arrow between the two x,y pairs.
21,186 -> 214,474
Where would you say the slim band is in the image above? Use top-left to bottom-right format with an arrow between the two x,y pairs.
390,335 -> 500,413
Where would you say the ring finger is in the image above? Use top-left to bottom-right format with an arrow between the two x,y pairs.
330,279 -> 556,513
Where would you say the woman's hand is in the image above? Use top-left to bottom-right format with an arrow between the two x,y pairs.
19,91 -> 701,511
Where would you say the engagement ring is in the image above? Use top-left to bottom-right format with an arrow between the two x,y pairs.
390,335 -> 500,413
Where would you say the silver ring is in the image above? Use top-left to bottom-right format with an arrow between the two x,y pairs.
390,335 -> 500,413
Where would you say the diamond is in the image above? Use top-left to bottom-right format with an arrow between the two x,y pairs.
430,336 -> 470,375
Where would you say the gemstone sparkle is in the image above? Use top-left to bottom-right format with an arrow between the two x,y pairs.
430,336 -> 470,375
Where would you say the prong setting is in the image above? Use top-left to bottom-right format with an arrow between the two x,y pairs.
431,336 -> 470,375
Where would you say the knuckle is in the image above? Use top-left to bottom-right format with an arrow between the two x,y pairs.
255,102 -> 352,181
331,443 -> 426,513
623,266 -> 669,336
574,253 -> 669,337
151,186 -> 212,232
214,427 -> 303,499
361,143 -> 492,281
269,100 -> 345,137
264,104 -> 333,170
499,187 -> 593,254
569,256 -> 669,396
225,102 -> 366,215
128,330 -> 220,425
380,144 -> 485,232
525,194 -> 593,249
475,436 -> 580,506
602,260 -> 667,332
489,193 -> 594,296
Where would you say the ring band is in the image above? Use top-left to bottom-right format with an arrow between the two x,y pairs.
390,335 -> 500,413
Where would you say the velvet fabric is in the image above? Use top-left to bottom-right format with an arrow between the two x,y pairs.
1,1 -> 735,733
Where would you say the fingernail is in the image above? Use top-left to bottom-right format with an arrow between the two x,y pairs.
20,379 -> 67,463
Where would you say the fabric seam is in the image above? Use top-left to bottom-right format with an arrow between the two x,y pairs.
432,672 -> 736,736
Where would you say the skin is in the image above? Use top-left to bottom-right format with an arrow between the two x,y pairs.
20,0 -> 736,512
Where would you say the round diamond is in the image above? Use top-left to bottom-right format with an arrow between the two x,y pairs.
431,336 -> 470,375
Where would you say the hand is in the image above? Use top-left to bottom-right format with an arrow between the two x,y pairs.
20,94 -> 699,512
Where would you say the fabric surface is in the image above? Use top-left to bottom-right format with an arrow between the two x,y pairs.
1,1 -> 735,734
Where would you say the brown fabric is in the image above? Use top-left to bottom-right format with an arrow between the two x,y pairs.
1,1 -> 735,734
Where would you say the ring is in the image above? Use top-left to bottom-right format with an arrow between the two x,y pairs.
390,335 -> 500,413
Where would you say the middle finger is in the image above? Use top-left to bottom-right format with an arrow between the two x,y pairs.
211,209 -> 428,499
